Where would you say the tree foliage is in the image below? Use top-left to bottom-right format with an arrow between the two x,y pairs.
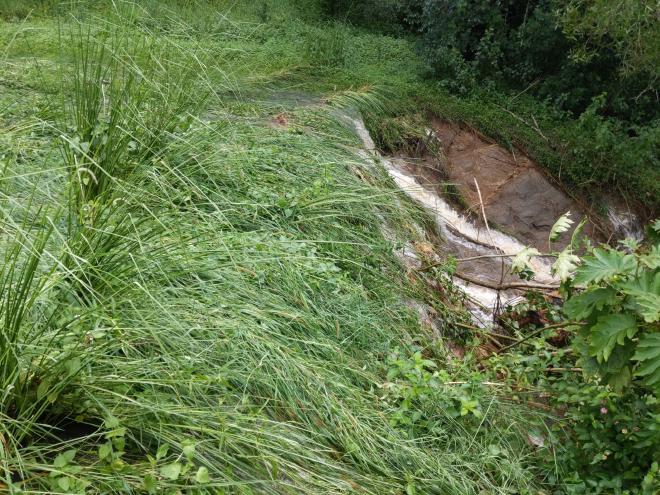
560,0 -> 660,78
322,0 -> 659,123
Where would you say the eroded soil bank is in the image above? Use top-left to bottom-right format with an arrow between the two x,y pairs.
426,119 -> 602,251
346,113 -> 632,324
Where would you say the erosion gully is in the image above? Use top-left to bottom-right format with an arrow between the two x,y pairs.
346,114 -> 641,326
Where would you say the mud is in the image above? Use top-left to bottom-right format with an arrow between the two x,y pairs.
430,120 -> 600,250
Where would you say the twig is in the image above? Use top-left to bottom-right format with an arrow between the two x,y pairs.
496,322 -> 573,354
473,178 -> 494,245
474,176 -> 507,319
443,381 -> 506,387
454,271 -> 560,291
418,253 -> 557,273
496,105 -> 549,142
509,78 -> 540,102
464,324 -> 520,342
457,253 -> 558,262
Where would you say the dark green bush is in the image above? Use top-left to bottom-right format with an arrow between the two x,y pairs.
319,0 -> 404,32
323,0 -> 659,125
550,382 -> 660,494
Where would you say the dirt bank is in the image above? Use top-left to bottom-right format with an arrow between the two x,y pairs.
429,119 -> 602,251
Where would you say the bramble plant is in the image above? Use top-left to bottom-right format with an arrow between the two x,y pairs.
563,223 -> 660,392
509,212 -> 660,393
497,213 -> 660,492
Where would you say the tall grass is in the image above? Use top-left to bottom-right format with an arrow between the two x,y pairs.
0,2 -> 547,493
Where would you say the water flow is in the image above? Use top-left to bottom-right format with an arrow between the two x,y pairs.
349,116 -> 557,321
608,207 -> 644,242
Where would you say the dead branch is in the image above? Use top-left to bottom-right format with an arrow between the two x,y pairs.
496,322 -> 574,354
454,271 -> 560,291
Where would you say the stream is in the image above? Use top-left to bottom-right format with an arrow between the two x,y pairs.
346,115 -> 641,325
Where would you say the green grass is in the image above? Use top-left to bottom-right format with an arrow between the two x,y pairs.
0,1 -> 574,493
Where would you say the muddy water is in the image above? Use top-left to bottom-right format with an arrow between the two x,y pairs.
345,115 -> 643,325
348,116 -> 565,323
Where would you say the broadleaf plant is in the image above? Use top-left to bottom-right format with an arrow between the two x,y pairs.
549,211 -> 574,246
563,229 -> 660,392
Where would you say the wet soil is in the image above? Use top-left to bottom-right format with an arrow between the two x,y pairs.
430,119 -> 601,251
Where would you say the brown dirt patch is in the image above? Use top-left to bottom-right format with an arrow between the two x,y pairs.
430,119 -> 600,250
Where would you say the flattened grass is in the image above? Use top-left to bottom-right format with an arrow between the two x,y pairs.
0,2 -> 545,493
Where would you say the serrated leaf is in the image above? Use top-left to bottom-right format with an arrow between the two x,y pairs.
552,248 -> 580,281
589,314 -> 638,363
563,287 -> 617,320
160,462 -> 182,480
620,238 -> 641,252
511,246 -> 540,273
620,270 -> 660,323
574,248 -> 637,285
652,219 -> 660,233
633,333 -> 660,389
570,218 -> 587,248
630,292 -> 660,323
640,245 -> 660,270
549,211 -> 573,243
606,365 -> 632,392
599,341 -> 636,375
195,466 -> 210,484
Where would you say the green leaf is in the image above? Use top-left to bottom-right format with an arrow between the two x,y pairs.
652,219 -> 660,233
195,466 -> 210,484
574,248 -> 637,285
98,442 -> 112,461
57,476 -> 71,491
160,462 -> 182,481
563,287 -> 617,320
37,379 -> 51,401
640,245 -> 660,270
112,436 -> 125,452
633,333 -> 660,389
511,246 -> 540,273
105,427 -> 126,439
182,440 -> 195,462
459,398 -> 479,416
143,474 -> 157,494
599,341 -> 636,374
570,218 -> 587,248
155,443 -> 169,461
589,314 -> 638,363
552,247 -> 580,281
549,211 -> 573,243
620,270 -> 660,322
53,449 -> 77,468
606,365 -> 632,392
104,415 -> 120,429
66,357 -> 82,377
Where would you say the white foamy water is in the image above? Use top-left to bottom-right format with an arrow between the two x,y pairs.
608,207 -> 644,242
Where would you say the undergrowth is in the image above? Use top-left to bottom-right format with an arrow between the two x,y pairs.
0,2 -> 553,493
